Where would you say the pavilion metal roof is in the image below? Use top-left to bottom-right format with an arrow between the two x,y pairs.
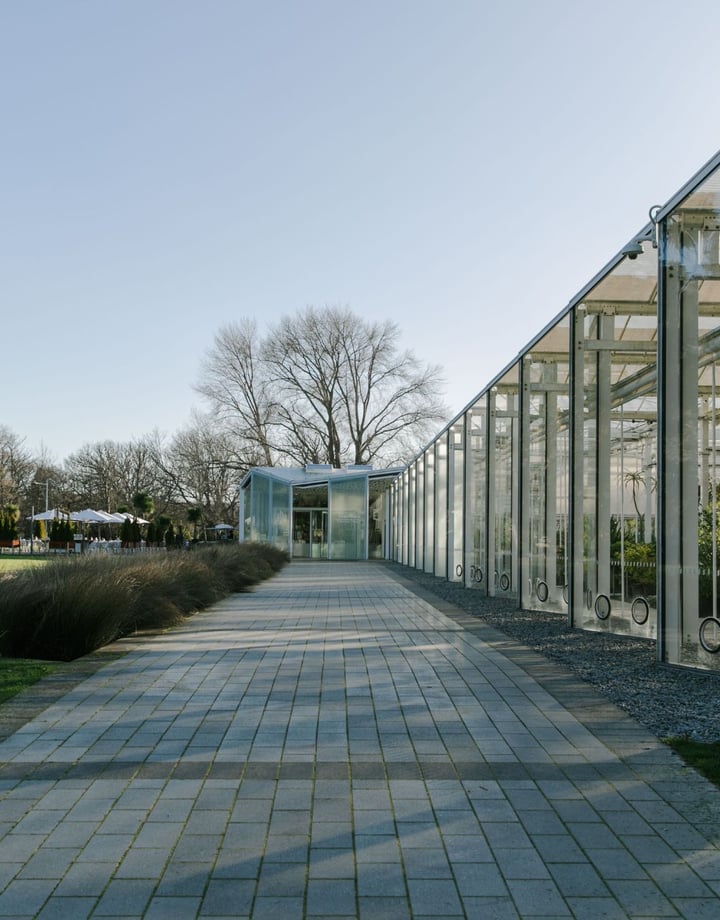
240,464 -> 404,490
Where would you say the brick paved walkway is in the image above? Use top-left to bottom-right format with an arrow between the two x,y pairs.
0,562 -> 719,918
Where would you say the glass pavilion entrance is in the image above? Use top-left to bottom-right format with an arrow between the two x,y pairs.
240,465 -> 400,562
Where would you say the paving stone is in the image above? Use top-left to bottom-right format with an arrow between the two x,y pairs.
401,848 -> 453,879
308,848 -> 356,879
251,896 -> 305,919
606,878 -> 680,916
35,895 -> 98,920
93,878 -> 155,915
306,878 -> 356,915
357,896 -> 412,919
562,897 -> 628,919
201,878 -> 255,915
0,878 -> 57,915
452,861 -> 508,897
356,860 -> 406,896
505,878 -> 572,916
406,878 -> 464,916
548,862 -> 611,898
143,896 -> 204,920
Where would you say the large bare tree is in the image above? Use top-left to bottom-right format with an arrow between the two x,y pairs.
64,438 -> 164,512
150,413 -> 245,524
0,426 -> 34,507
195,319 -> 276,466
197,306 -> 447,467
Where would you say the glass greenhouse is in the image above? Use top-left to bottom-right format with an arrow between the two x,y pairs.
386,148 -> 720,672
240,149 -> 720,673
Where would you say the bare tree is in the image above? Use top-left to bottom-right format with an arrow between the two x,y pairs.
64,441 -> 125,511
197,306 -> 447,468
335,313 -> 447,465
154,413 -> 244,524
196,319 -> 276,466
262,309 -> 346,466
64,438 -> 162,512
0,426 -> 34,507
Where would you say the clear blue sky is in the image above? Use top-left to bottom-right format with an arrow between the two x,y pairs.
3,0 -> 720,461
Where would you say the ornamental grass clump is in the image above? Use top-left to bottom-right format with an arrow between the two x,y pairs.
0,543 -> 288,661
0,557 -> 135,661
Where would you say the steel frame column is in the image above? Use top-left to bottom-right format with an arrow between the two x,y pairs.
408,466 -> 416,569
570,307 -> 586,626
415,456 -> 424,571
424,448 -> 434,573
658,216 -> 700,663
434,438 -> 447,578
463,408 -> 473,588
447,432 -> 457,580
545,365 -> 559,602
520,356 -> 532,608
287,484 -> 293,557
597,312 -> 614,600
487,388 -> 497,597
511,391 -> 520,597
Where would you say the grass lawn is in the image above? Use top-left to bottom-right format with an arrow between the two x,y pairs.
0,658 -> 58,705
0,556 -> 51,573
665,737 -> 720,788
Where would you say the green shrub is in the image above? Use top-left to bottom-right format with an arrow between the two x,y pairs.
0,542 -> 288,662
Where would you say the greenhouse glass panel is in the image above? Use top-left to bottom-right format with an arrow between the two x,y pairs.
415,458 -> 425,570
424,447 -> 435,573
272,480 -> 290,552
449,421 -> 465,582
251,475 -> 270,543
576,237 -> 659,635
491,366 -> 518,598
660,165 -> 720,669
466,397 -> 487,590
434,437 -> 448,578
407,465 -> 416,569
523,316 -> 570,613
329,476 -> 366,560
400,469 -> 409,565
608,313 -> 658,641
577,308 -> 599,629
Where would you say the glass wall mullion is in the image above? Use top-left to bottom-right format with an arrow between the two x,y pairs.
570,307 -> 586,626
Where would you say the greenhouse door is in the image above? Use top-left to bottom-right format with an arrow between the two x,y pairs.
292,509 -> 328,558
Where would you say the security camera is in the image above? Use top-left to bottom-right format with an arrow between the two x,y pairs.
622,240 -> 644,260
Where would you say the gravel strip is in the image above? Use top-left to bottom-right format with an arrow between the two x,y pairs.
388,563 -> 720,743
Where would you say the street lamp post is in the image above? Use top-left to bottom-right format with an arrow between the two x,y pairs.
31,480 -> 51,556
33,480 -> 50,512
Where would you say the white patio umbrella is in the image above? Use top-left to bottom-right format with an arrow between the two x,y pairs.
27,508 -> 72,521
94,510 -> 124,524
112,511 -> 150,525
72,508 -> 114,523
